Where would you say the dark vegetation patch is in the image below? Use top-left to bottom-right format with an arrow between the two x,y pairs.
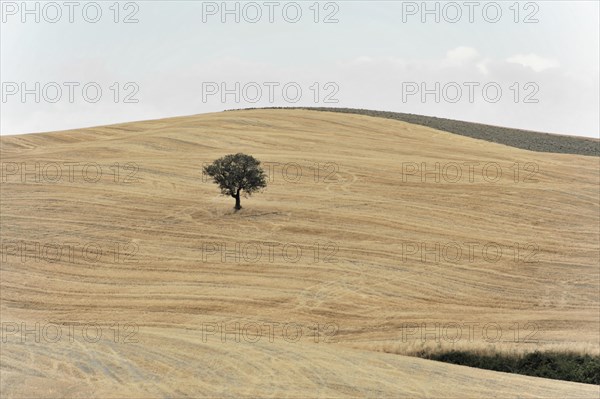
420,350 -> 600,385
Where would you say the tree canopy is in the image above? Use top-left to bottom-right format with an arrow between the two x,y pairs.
203,153 -> 267,210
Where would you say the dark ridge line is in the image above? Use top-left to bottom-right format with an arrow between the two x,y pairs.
226,107 -> 599,157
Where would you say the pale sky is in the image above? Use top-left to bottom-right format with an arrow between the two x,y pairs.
1,1 -> 599,138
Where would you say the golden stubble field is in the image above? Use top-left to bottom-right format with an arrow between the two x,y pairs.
1,109 -> 599,397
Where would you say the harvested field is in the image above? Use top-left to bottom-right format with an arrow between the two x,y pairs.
1,109 -> 599,397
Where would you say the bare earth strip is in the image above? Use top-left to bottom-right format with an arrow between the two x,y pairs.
1,109 -> 599,397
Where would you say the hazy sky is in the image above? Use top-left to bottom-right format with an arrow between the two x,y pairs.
1,1 -> 599,137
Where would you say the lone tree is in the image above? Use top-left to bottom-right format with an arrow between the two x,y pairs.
203,153 -> 267,210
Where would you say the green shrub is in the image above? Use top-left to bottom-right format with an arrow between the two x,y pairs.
423,350 -> 600,385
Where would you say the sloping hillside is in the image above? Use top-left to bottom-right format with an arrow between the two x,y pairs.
295,108 -> 600,156
1,109 -> 598,398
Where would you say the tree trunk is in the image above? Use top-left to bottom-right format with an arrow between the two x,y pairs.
234,191 -> 241,210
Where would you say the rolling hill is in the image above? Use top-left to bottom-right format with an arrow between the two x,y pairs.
1,109 -> 599,398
